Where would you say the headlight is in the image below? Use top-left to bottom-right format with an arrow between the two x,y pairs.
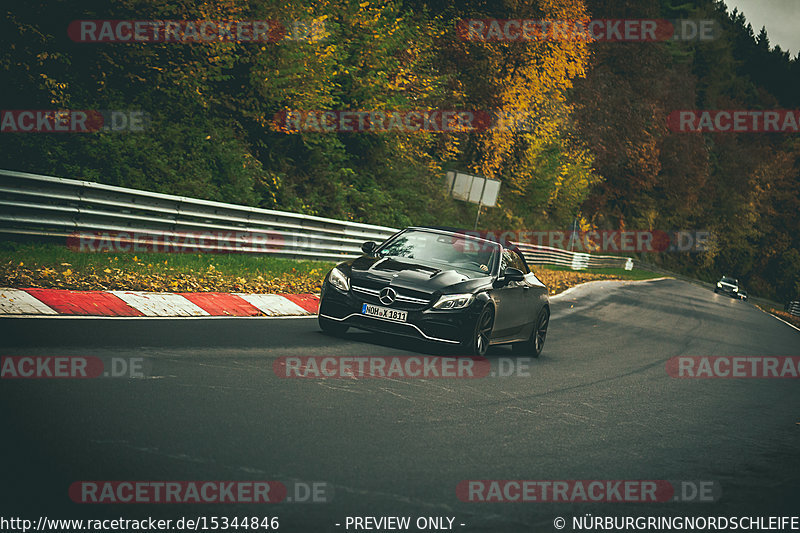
433,293 -> 474,310
717,282 -> 722,288
328,267 -> 350,292
732,287 -> 738,292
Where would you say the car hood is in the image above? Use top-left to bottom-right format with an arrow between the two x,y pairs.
344,256 -> 492,294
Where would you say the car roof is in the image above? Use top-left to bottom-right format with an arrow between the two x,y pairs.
408,226 -> 513,249
403,226 -> 532,273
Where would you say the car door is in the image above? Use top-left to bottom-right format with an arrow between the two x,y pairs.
490,248 -> 528,341
509,248 -> 542,342
518,251 -> 547,342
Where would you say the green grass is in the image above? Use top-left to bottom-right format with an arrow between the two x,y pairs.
534,264 -> 664,280
0,241 -> 336,278
1,241 -> 664,281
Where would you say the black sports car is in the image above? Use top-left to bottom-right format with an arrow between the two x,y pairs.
318,227 -> 550,356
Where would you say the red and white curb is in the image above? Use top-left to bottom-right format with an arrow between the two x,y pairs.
0,288 -> 319,317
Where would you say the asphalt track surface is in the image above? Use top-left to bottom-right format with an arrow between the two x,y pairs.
1,278 -> 799,532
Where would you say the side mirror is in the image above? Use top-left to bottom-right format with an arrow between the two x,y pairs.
361,241 -> 377,255
503,267 -> 525,283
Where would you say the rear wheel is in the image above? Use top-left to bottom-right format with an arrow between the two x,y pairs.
318,316 -> 349,336
514,306 -> 549,358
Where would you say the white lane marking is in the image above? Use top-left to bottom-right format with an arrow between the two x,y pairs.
109,291 -> 210,317
754,306 -> 800,333
549,277 -> 671,300
237,293 -> 309,316
549,279 -> 628,300
0,289 -> 58,315
0,314 -> 318,320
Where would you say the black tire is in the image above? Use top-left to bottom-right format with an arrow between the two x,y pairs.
462,306 -> 494,356
714,288 -> 719,294
319,316 -> 349,336
514,306 -> 549,358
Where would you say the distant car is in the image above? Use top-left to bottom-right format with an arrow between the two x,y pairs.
714,276 -> 745,299
317,227 -> 550,356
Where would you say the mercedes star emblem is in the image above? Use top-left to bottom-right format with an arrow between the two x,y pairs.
379,287 -> 397,305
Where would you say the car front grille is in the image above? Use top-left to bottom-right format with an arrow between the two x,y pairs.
351,284 -> 432,310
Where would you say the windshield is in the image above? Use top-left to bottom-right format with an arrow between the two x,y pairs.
378,230 -> 499,274
721,277 -> 737,284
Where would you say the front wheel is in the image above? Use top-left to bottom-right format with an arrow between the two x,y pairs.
514,306 -> 549,358
319,316 -> 349,336
461,306 -> 494,356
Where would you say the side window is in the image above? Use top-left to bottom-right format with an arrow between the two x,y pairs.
500,250 -> 512,273
501,249 -> 528,274
512,249 -> 529,273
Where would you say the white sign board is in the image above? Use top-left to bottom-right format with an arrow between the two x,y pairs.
480,178 -> 500,207
450,172 -> 471,201
445,171 -> 500,206
468,177 -> 485,203
445,171 -> 456,191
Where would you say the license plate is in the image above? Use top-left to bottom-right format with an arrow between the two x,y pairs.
361,303 -> 407,322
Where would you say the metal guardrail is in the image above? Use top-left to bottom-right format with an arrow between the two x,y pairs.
514,242 -> 633,271
0,169 -> 633,270
0,169 -> 398,261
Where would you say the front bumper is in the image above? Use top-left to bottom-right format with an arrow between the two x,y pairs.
717,285 -> 739,297
318,283 -> 479,344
